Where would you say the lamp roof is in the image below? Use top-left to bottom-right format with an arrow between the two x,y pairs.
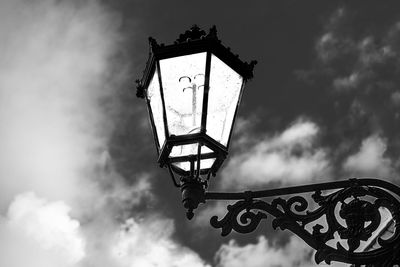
136,25 -> 256,98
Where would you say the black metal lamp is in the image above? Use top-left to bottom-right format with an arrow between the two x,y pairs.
137,25 -> 256,219
137,26 -> 400,266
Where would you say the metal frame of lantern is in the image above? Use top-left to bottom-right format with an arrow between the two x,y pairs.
136,25 -> 256,181
136,26 -> 400,266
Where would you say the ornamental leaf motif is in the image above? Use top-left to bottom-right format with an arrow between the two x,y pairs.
209,181 -> 400,266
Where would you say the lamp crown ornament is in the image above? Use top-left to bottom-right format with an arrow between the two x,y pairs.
175,24 -> 207,43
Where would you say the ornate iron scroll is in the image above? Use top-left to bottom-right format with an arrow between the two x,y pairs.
206,179 -> 400,266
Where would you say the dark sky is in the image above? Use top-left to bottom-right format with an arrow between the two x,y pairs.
1,0 -> 400,266
100,0 -> 400,266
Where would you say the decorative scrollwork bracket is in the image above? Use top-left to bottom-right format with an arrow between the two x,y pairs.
205,178 -> 400,266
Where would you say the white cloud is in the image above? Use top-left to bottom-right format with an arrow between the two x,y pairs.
215,235 -> 348,267
79,210 -> 211,267
111,218 -> 210,267
343,135 -> 394,178
220,119 -> 331,189
0,192 -> 85,267
0,1 -> 209,267
0,190 -> 209,267
0,0 -> 124,210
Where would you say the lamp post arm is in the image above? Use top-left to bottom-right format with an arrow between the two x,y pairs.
204,178 -> 400,200
203,178 -> 400,266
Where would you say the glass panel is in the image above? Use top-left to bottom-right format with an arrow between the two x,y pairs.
170,143 -> 212,157
146,69 -> 165,149
207,54 -> 244,146
172,158 -> 216,172
159,53 -> 207,136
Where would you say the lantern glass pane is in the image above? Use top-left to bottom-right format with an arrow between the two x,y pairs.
147,69 -> 165,149
170,144 -> 215,172
207,54 -> 243,146
170,143 -> 212,157
172,158 -> 216,172
159,52 -> 206,136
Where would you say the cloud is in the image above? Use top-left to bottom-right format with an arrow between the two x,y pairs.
215,234 -> 349,267
0,191 -> 209,267
295,6 -> 400,182
111,218 -> 210,267
333,72 -> 360,90
219,119 -> 331,190
0,0 -> 124,210
343,135 -> 394,179
316,32 -> 356,65
0,192 -> 85,267
0,1 -> 210,267
310,6 -> 400,95
391,91 -> 400,106
80,207 -> 211,267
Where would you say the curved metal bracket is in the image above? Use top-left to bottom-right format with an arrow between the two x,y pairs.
205,178 -> 400,266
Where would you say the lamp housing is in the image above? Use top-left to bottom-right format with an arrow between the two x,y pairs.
137,25 -> 256,178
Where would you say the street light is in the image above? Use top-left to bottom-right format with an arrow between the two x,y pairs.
136,25 -> 400,266
136,25 -> 256,219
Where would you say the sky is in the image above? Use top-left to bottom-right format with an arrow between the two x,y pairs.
0,0 -> 400,266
